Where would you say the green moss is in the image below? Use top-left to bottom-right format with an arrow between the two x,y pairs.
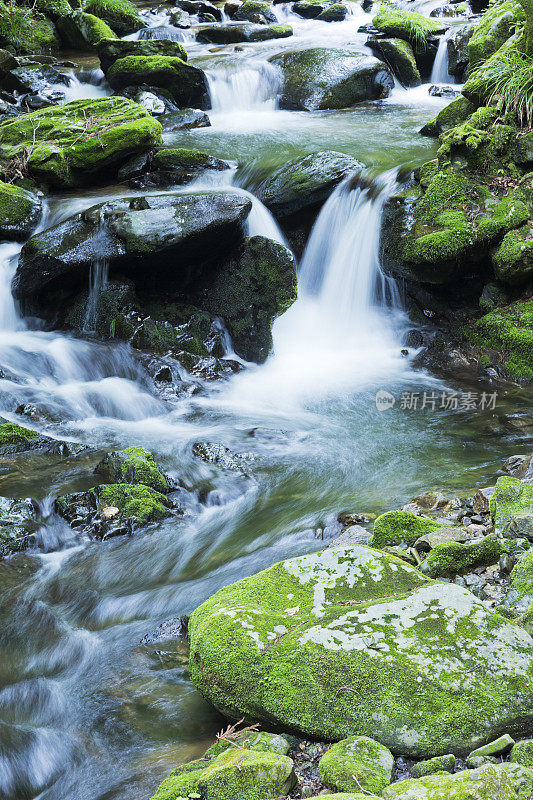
411,753 -> 455,778
234,0 -> 276,21
492,224 -> 533,285
491,475 -> 533,532
0,421 -> 39,447
0,97 -> 162,187
150,747 -> 296,800
98,483 -> 171,523
0,1 -> 59,53
57,10 -> 116,50
370,510 -> 442,547
0,180 -> 41,237
422,534 -> 502,578
151,148 -> 211,169
466,300 -> 533,380
468,0 -> 525,68
368,37 -> 420,87
319,736 -> 394,795
205,731 -> 290,758
84,0 -> 143,33
372,4 -> 442,51
421,96 -> 476,137
382,763 -> 533,799
97,37 -> 187,72
95,446 -> 169,491
512,550 -> 533,596
511,740 -> 533,768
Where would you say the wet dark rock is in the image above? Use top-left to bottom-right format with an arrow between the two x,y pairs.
270,47 -> 394,110
0,496 -> 39,558
140,616 -> 189,644
175,0 -> 223,20
15,192 -> 252,300
504,454 -> 533,480
197,22 -> 293,43
65,279 -> 136,338
1,64 -> 71,96
428,84 -> 459,98
250,151 -> 363,218
234,0 -> 277,22
447,24 -> 473,81
293,0 -> 329,18
138,23 -> 189,39
317,4 -> 348,21
0,181 -> 42,240
107,56 -> 209,108
193,441 -> 254,474
367,36 -> 421,86
95,446 -> 175,492
159,107 -> 211,130
118,147 -> 232,189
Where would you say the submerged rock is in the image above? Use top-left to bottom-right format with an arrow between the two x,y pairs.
0,97 -> 162,188
252,151 -> 363,218
270,48 -> 393,110
382,763 -> 533,798
119,147 -> 231,188
319,736 -> 394,795
0,181 -> 42,240
159,108 -> 211,130
188,545 -> 533,756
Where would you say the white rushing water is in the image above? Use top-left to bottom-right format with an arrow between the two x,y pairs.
207,62 -> 282,112
430,35 -> 452,84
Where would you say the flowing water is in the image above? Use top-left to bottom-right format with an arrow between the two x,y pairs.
0,5 -> 531,800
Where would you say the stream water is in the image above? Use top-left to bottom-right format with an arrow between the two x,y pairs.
0,4 -> 531,799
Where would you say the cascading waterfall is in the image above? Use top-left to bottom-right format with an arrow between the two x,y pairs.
430,34 -> 452,84
207,62 -> 281,112
83,259 -> 109,333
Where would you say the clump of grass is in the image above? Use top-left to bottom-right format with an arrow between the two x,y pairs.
372,4 -> 441,51
482,48 -> 533,126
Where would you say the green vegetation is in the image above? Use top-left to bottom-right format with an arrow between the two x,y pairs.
466,300 -> 533,380
482,48 -> 533,126
0,420 -> 39,448
0,1 -> 58,52
422,534 -> 502,578
372,4 -> 442,51
84,0 -> 143,33
370,509 -> 442,547
319,736 -> 394,795
98,483 -> 172,524
95,447 -> 170,492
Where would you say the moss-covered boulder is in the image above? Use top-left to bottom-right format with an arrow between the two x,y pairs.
56,10 -> 116,50
420,534 -> 502,578
205,730 -> 290,757
198,235 -> 297,362
189,545 -> 533,756
0,181 -> 42,240
367,37 -> 421,87
233,0 -> 277,22
512,549 -> 533,596
0,420 -> 40,450
468,0 -> 524,68
0,97 -> 162,188
372,5 -> 443,50
511,740 -> 533,768
95,446 -> 172,492
317,4 -> 347,21
465,300 -> 533,381
492,225 -> 533,286
0,2 -> 60,53
382,763 -> 533,799
491,475 -> 533,533
319,736 -> 394,795
56,482 -> 176,537
293,0 -> 328,18
253,150 -> 363,218
97,37 -> 188,73
150,747 -> 296,800
107,55 -> 209,108
411,753 -> 455,778
420,95 -> 476,137
197,22 -> 292,43
15,192 -> 251,298
84,0 -> 144,34
370,510 -> 443,548
270,48 -> 394,111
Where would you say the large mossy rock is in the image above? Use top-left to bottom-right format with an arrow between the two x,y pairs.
0,97 -> 162,188
14,192 -> 252,298
253,151 -> 363,218
319,736 -> 394,795
421,95 -> 477,137
188,545 -> 533,757
382,763 -> 533,799
0,181 -> 42,240
370,509 -> 443,547
366,37 -> 421,87
150,747 -> 296,800
84,0 -> 144,35
372,5 -> 443,50
233,0 -> 277,22
467,0 -> 524,68
465,300 -> 533,381
270,48 -> 393,111
197,235 -> 297,362
107,55 -> 209,108
97,38 -> 188,73
492,225 -> 533,286
56,10 -> 117,50
197,22 -> 292,43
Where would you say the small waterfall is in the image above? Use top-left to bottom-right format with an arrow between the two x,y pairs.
83,259 -> 109,333
299,169 -> 401,321
207,63 -> 281,112
430,35 -> 452,84
137,24 -> 189,41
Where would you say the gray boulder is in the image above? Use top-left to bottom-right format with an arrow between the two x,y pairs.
197,22 -> 292,43
270,48 -> 393,110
